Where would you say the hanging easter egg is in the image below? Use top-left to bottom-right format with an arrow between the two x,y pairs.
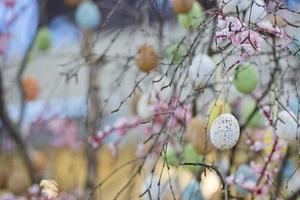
289,96 -> 299,115
167,42 -> 188,64
178,1 -> 203,31
172,0 -> 194,14
284,0 -> 300,12
240,98 -> 266,127
288,36 -> 300,62
189,54 -> 216,86
75,1 -> 101,30
131,94 -> 141,115
186,117 -> 214,155
22,75 -> 39,101
166,145 -> 179,166
137,93 -> 154,120
210,113 -> 240,150
281,160 -> 296,181
0,169 -> 7,189
135,44 -> 159,73
235,164 -> 257,195
276,110 -> 298,143
207,100 -> 231,129
183,144 -> 204,173
32,150 -> 47,172
7,171 -> 31,195
64,0 -> 83,7
34,27 -> 51,52
233,63 -> 259,94
182,181 -> 204,200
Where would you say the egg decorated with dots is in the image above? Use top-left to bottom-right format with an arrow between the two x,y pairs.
233,63 -> 259,94
172,0 -> 194,14
135,44 -> 159,73
177,1 -> 203,31
181,180 -> 204,200
189,54 -> 216,86
75,1 -> 101,30
276,110 -> 298,143
207,100 -> 231,129
186,117 -> 214,155
210,113 -> 240,150
167,42 -> 188,64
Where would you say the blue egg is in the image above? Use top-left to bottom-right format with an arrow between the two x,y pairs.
282,161 -> 295,181
75,1 -> 101,30
289,96 -> 299,115
235,164 -> 257,196
285,0 -> 300,11
181,181 -> 204,200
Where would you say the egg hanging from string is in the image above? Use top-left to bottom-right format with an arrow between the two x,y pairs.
275,110 -> 298,143
181,180 -> 204,200
137,93 -> 154,120
172,0 -> 194,14
233,63 -> 259,94
135,44 -> 159,73
177,1 -> 203,31
34,27 -> 51,52
189,54 -> 216,86
75,1 -> 102,30
167,42 -> 188,64
210,113 -> 240,150
22,75 -> 39,101
64,0 -> 83,7
207,100 -> 231,129
186,117 -> 214,155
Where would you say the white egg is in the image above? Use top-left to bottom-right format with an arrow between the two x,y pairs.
151,75 -> 173,101
276,110 -> 299,143
189,54 -> 216,86
137,93 -> 154,120
210,113 -> 240,150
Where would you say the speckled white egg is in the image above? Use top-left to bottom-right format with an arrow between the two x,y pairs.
276,110 -> 298,143
189,54 -> 216,86
210,113 -> 240,150
137,93 -> 154,120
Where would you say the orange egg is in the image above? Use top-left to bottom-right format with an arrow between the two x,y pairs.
22,75 -> 39,101
172,0 -> 194,14
0,169 -> 7,189
186,117 -> 214,155
64,0 -> 83,7
135,44 -> 159,73
33,151 -> 47,172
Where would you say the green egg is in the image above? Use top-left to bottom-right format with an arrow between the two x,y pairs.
177,1 -> 203,31
167,43 -> 188,64
183,144 -> 204,174
34,27 -> 51,52
166,146 -> 179,166
240,98 -> 266,128
233,63 -> 259,94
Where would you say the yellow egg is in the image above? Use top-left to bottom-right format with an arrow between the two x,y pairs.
7,171 -> 30,195
51,148 -> 87,191
186,117 -> 214,155
207,100 -> 231,128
